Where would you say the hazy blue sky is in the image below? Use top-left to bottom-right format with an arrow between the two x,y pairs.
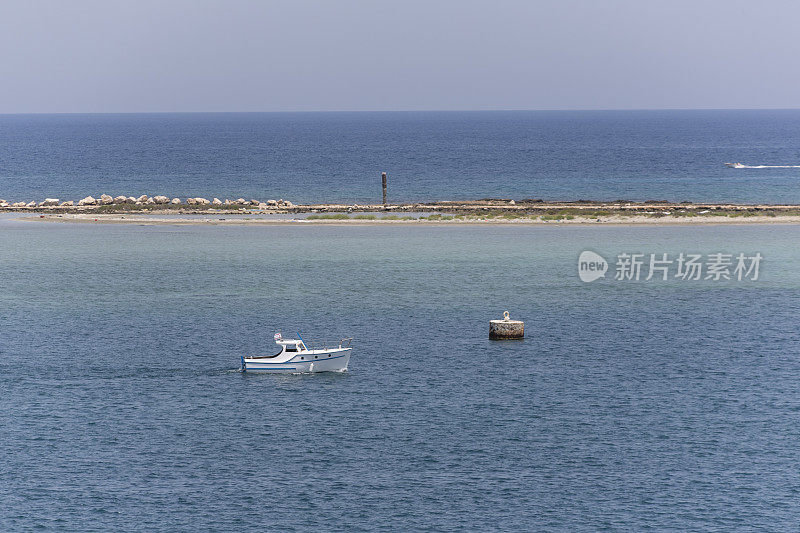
0,0 -> 798,113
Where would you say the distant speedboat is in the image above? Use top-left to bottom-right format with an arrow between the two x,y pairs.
725,162 -> 746,168
241,333 -> 352,373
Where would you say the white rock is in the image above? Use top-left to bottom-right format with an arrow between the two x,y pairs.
267,199 -> 278,206
99,194 -> 114,205
196,197 -> 210,205
212,198 -> 222,206
137,195 -> 149,203
12,202 -> 26,207
146,197 -> 156,204
152,195 -> 170,204
40,198 -> 60,207
113,195 -> 127,204
509,200 -> 516,205
0,201 -> 8,208
127,196 -> 137,203
171,198 -> 181,205
26,201 -> 37,207
186,198 -> 197,205
282,200 -> 294,207
257,203 -> 268,209
236,198 -> 246,204
224,199 -> 232,205
78,196 -> 96,206
60,200 -> 74,207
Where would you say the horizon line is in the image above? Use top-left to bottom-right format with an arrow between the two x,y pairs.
1,106 -> 800,117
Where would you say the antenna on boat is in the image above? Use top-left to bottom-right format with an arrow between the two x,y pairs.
296,331 -> 307,350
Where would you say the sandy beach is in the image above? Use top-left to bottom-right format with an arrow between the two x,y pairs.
24,211 -> 800,226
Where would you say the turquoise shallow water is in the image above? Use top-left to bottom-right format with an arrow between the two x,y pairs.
2,218 -> 800,530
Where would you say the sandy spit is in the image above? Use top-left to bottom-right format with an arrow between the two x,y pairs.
22,213 -> 800,227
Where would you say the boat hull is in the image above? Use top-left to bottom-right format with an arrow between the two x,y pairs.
242,348 -> 351,373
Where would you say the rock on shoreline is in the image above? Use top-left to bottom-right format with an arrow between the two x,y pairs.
1,194 -> 296,211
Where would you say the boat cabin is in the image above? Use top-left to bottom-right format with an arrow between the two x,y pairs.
276,339 -> 307,353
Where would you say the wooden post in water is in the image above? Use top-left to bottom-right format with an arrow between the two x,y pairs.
381,172 -> 387,207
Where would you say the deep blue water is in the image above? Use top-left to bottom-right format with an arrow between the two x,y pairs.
2,110 -> 800,204
2,219 -> 800,530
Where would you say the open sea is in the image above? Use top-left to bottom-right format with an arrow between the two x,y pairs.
3,111 -> 800,530
2,109 -> 800,204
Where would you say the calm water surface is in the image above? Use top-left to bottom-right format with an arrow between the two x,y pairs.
2,110 -> 800,204
2,218 -> 800,530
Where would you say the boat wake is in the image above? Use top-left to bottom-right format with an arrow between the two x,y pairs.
740,165 -> 800,168
726,162 -> 800,169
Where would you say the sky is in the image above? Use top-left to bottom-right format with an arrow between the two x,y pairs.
0,0 -> 798,113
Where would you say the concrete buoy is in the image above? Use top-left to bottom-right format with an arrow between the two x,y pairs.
489,311 -> 524,340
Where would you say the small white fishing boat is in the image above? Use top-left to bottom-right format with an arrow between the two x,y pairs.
725,162 -> 746,168
241,333 -> 353,373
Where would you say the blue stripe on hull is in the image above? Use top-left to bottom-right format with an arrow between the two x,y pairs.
243,352 -> 349,366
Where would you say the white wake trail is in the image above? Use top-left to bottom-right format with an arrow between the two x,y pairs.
735,164 -> 800,169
